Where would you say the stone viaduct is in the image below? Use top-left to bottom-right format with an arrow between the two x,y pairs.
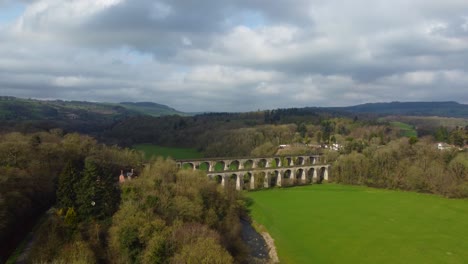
176,155 -> 330,190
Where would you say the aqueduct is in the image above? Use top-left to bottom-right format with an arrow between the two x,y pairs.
176,155 -> 330,190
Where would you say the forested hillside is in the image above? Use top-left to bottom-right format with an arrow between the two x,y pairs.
333,101 -> 468,118
25,158 -> 250,263
0,131 -> 143,262
0,96 -> 183,135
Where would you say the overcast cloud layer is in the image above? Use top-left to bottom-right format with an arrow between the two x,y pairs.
0,0 -> 467,111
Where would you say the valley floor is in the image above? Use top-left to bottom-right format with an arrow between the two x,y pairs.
247,184 -> 468,264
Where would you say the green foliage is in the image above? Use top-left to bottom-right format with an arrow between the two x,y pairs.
248,184 -> 468,264
133,144 -> 202,160
449,128 -> 467,147
109,159 -> 248,263
321,120 -> 335,143
435,126 -> 449,141
0,131 -> 142,260
63,207 -> 77,227
0,97 -> 182,135
27,211 -> 98,264
340,101 -> 468,118
72,159 -> 121,220
408,136 -> 418,145
334,138 -> 468,197
57,161 -> 80,209
171,237 -> 234,264
390,121 -> 418,137
297,122 -> 307,137
250,142 -> 277,157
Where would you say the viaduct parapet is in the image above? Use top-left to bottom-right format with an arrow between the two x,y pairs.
176,155 -> 330,190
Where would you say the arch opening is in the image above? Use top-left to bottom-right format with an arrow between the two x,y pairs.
182,163 -> 194,170
229,160 -> 240,170
243,160 -> 254,169
214,161 -> 225,172
198,162 -> 210,171
318,167 -> 326,183
307,168 -> 315,184
270,171 -> 279,187
256,159 -> 267,168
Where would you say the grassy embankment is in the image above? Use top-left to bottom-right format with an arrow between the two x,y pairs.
247,184 -> 468,264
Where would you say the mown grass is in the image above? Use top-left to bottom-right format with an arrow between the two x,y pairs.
247,184 -> 468,264
390,121 -> 418,137
132,144 -> 203,160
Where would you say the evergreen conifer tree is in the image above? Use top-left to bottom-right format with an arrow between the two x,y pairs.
76,159 -> 99,220
56,161 -> 80,209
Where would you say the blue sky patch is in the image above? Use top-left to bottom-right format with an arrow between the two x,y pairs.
0,2 -> 26,25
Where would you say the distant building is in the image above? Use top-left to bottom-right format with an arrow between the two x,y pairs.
119,170 -> 125,183
119,169 -> 135,183
437,142 -> 452,151
323,143 -> 342,151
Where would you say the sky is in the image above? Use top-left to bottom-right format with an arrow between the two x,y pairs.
0,0 -> 467,112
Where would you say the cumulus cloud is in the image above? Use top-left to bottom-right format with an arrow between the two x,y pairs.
0,0 -> 467,112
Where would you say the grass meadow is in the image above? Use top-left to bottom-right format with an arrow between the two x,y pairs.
247,184 -> 468,264
389,121 -> 418,137
132,144 -> 203,160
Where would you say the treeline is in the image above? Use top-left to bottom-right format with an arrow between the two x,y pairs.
0,131 -> 143,262
27,158 -> 250,263
99,109 -> 361,148
198,118 -> 399,157
332,138 -> 468,198
434,126 -> 468,147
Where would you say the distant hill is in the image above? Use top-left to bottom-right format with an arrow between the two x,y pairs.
331,101 -> 468,118
119,101 -> 185,117
0,96 -> 184,134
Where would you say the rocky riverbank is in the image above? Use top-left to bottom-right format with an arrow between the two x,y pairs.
241,218 -> 279,263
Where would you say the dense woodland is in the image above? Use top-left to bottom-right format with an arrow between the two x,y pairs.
332,138 -> 468,198
0,101 -> 467,263
0,131 -> 142,262
26,158 -> 249,263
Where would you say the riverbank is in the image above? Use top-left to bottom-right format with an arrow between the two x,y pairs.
241,218 -> 279,264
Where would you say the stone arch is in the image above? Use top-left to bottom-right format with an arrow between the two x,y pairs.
285,157 -> 293,167
225,173 -> 240,190
214,161 -> 225,172
270,171 -> 279,187
296,168 -> 305,184
229,160 -> 240,170
214,174 -> 224,185
318,167 -> 327,183
254,171 -> 266,189
256,158 -> 268,168
182,162 -> 195,170
198,161 -> 210,171
283,169 -> 293,186
307,168 -> 315,184
273,157 -> 282,167
243,159 -> 254,169
242,172 -> 254,190
295,157 -> 304,166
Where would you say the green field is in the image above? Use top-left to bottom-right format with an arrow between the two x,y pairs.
247,184 -> 468,264
389,121 -> 418,137
132,144 -> 203,160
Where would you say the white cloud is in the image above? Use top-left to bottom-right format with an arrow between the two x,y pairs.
150,2 -> 172,20
0,0 -> 467,111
